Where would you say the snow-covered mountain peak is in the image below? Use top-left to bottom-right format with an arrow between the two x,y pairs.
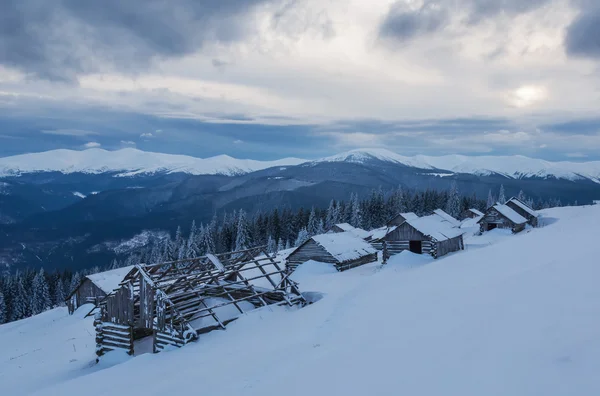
314,148 -> 435,169
0,148 -> 307,177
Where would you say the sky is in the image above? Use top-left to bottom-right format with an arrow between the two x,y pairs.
1,0 -> 600,161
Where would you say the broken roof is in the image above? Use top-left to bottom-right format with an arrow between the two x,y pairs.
405,214 -> 465,241
433,209 -> 462,227
86,266 -> 134,294
312,232 -> 377,263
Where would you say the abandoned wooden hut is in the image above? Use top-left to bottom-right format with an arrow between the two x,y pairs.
478,204 -> 527,233
386,212 -> 418,227
287,232 -> 378,272
90,247 -> 305,358
380,214 -> 464,258
327,223 -> 370,239
66,266 -> 133,314
505,197 -> 539,227
460,208 -> 484,220
433,209 -> 461,227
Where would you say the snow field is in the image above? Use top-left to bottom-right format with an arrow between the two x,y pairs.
1,205 -> 599,395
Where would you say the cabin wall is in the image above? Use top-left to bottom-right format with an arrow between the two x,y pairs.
387,214 -> 408,227
68,279 -> 106,313
378,223 -> 434,255
336,253 -> 378,272
287,239 -> 337,269
435,235 -> 464,258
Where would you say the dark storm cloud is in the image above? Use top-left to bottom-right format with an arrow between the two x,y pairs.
0,0 -> 273,81
565,4 -> 600,59
378,0 -> 553,42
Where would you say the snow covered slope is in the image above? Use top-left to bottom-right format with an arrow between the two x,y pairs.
4,205 -> 600,395
0,148 -> 306,177
314,148 -> 600,182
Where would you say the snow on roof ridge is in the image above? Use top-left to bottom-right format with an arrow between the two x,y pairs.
312,232 -> 376,262
86,265 -> 135,294
506,197 -> 538,217
405,214 -> 465,241
492,204 -> 528,225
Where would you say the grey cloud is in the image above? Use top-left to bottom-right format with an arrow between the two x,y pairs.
379,2 -> 449,42
0,0 -> 274,81
379,0 -> 553,42
565,5 -> 600,59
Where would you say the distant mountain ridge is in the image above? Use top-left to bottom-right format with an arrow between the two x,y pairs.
2,147 -> 600,183
0,148 -> 306,177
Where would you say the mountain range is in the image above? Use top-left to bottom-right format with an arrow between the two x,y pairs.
2,147 -> 600,272
3,147 -> 600,183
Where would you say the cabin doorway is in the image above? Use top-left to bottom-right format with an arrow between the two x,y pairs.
487,223 -> 498,231
409,240 -> 422,254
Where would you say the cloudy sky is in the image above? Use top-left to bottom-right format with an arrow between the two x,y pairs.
1,0 -> 600,160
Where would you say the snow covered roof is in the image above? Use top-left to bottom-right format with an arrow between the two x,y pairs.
433,209 -> 461,227
86,266 -> 134,294
368,226 -> 397,241
468,208 -> 484,217
405,215 -> 465,241
311,232 -> 377,263
332,223 -> 370,239
490,204 -> 528,225
400,212 -> 419,221
506,198 -> 538,218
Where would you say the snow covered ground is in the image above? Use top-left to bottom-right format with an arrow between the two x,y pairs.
2,205 -> 600,395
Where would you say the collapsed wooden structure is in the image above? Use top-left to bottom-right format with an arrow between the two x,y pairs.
90,247 -> 305,358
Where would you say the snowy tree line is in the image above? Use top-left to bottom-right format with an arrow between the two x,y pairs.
0,183 -> 570,325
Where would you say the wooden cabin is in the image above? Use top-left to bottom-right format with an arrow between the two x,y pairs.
380,214 -> 465,258
328,223 -> 370,239
287,232 -> 378,272
478,204 -> 527,233
386,212 -> 418,227
90,247 -> 305,359
66,266 -> 133,314
460,208 -> 484,220
505,197 -> 539,227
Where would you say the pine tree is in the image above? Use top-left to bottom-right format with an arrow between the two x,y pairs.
517,190 -> 526,202
295,227 -> 310,247
0,290 -> 5,324
31,269 -> 51,315
10,276 -> 28,321
68,272 -> 82,297
53,276 -> 65,307
186,220 -> 200,258
267,235 -> 277,254
445,181 -> 461,218
498,184 -> 506,205
486,189 -> 495,209
307,207 -> 319,236
235,209 -> 250,252
350,193 -> 363,228
277,238 -> 284,252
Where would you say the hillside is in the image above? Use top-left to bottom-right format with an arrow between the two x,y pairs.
2,205 -> 599,395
